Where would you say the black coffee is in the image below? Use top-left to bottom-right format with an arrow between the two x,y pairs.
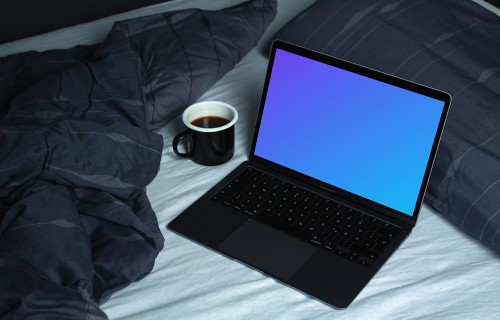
191,116 -> 230,128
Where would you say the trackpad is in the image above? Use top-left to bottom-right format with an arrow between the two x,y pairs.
219,220 -> 315,280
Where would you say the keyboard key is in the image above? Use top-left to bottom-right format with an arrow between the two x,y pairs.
346,252 -> 359,262
285,216 -> 295,224
294,220 -> 306,228
310,235 -> 323,246
243,209 -> 256,216
334,249 -> 347,257
357,259 -> 371,267
324,241 -> 335,251
340,239 -> 352,248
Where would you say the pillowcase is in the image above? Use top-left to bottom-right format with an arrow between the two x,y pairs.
113,0 -> 277,131
269,0 -> 500,252
0,0 -> 278,131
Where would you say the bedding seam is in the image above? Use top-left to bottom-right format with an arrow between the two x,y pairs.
166,13 -> 193,105
201,12 -> 221,81
121,22 -> 155,130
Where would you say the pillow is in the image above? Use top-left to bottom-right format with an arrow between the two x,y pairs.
113,0 -> 277,131
1,0 -> 277,131
269,0 -> 500,252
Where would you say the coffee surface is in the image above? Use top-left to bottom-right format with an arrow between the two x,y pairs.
191,116 -> 229,128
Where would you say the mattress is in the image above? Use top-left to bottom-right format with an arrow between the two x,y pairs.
1,0 -> 500,319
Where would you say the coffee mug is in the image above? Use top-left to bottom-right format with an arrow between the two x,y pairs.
173,101 -> 238,166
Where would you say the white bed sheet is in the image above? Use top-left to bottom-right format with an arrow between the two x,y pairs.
2,1 -> 500,319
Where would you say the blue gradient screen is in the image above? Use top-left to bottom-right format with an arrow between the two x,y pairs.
254,49 -> 445,216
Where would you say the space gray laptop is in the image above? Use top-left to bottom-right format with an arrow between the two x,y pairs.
168,40 -> 450,308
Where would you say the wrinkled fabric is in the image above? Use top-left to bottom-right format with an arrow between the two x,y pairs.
0,0 -> 277,318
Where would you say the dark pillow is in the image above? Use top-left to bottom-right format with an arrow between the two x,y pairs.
0,0 -> 277,131
269,0 -> 500,252
113,0 -> 277,131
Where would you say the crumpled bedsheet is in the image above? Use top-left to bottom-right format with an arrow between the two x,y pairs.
0,1 -> 276,318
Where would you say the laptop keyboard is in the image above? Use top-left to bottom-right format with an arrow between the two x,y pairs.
213,167 -> 400,267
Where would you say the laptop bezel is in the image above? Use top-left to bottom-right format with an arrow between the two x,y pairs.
249,40 -> 450,226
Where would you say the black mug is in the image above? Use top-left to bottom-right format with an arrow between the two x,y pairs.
173,101 -> 238,166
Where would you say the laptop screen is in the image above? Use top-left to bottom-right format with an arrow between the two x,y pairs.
253,47 -> 447,217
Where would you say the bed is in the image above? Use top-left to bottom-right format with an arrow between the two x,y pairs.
1,0 -> 499,319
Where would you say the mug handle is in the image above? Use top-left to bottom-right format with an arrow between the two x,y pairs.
172,129 -> 194,158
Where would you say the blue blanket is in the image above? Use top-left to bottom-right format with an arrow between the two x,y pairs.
0,1 -> 276,318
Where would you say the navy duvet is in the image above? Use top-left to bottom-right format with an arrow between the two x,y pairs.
0,1 -> 276,318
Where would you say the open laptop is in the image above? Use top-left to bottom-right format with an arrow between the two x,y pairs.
168,40 -> 450,309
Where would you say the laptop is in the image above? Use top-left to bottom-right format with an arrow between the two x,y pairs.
168,40 -> 450,309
